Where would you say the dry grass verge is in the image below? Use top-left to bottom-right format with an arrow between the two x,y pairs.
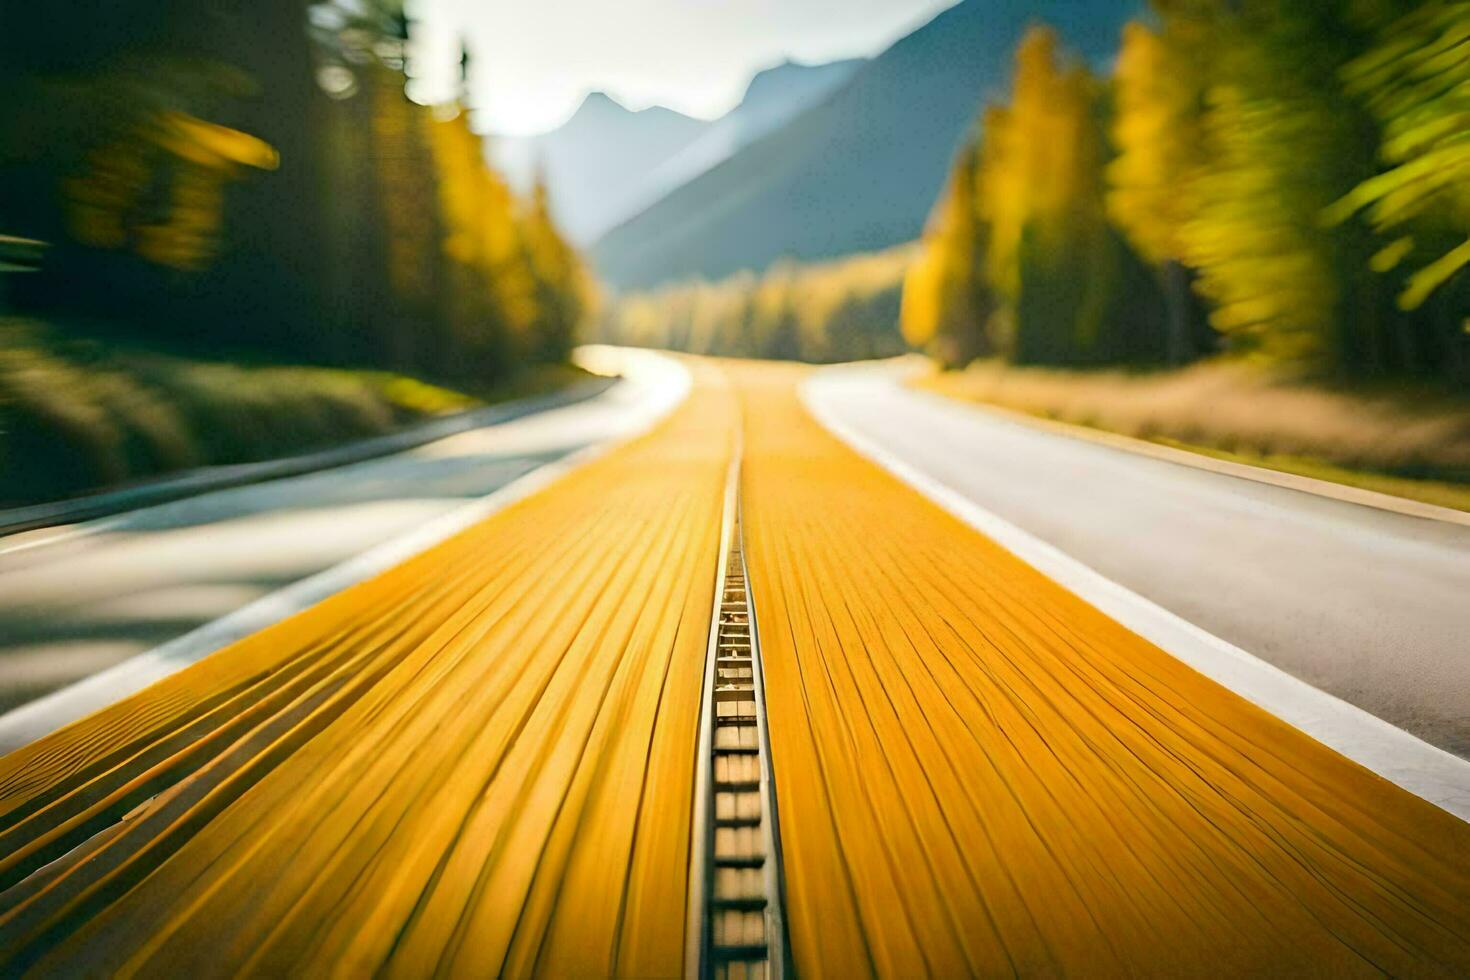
0,319 -> 584,507
917,359 -> 1470,512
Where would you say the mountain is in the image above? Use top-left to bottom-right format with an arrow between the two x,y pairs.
592,0 -> 1137,289
493,93 -> 708,245
493,59 -> 865,246
621,58 -> 867,220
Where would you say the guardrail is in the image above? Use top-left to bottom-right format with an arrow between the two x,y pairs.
0,233 -> 47,310
0,234 -> 47,274
0,375 -> 617,538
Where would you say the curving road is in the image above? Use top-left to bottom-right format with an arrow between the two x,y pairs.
805,360 -> 1470,758
0,349 -> 686,744
2,358 -> 1464,977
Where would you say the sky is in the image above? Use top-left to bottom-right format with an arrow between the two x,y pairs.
405,0 -> 958,136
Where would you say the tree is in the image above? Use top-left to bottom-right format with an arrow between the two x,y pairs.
521,173 -> 595,363
1159,1 -> 1393,374
1,0 -> 591,389
594,246 -> 912,363
426,105 -> 519,378
1107,20 -> 1211,362
1326,1 -> 1470,377
975,26 -> 1164,365
901,142 -> 993,367
754,262 -> 802,361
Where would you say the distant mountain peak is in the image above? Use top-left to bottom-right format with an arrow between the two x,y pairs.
743,57 -> 865,92
569,90 -> 703,125
492,54 -> 871,246
594,0 -> 1138,288
570,90 -> 625,117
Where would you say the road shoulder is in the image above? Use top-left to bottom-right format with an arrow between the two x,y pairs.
803,366 -> 1470,821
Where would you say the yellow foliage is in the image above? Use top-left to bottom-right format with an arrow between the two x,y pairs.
1107,21 -> 1204,267
428,109 -> 537,349
902,140 -> 990,364
601,244 -> 914,361
899,246 -> 943,348
1178,77 -> 1349,360
156,112 -> 279,171
1331,1 -> 1470,309
978,28 -> 1107,302
64,111 -> 277,270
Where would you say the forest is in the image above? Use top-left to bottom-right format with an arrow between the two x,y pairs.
0,0 -> 593,504
600,1 -> 1469,383
593,245 -> 913,363
906,0 -> 1470,381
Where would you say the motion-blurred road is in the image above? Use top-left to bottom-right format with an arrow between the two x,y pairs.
6,353 -> 1465,763
0,354 -> 681,722
806,361 -> 1470,758
4,358 -> 1464,977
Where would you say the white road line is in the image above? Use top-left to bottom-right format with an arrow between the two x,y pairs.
0,349 -> 690,753
802,372 -> 1470,823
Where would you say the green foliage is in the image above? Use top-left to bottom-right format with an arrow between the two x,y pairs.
1329,1 -> 1470,312
0,1 -> 593,389
911,4 -> 1469,381
0,320 -> 483,506
1171,2 -> 1390,368
597,246 -> 914,363
910,26 -> 1167,369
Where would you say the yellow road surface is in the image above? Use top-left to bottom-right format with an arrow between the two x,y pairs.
0,358 -> 1466,978
0,364 -> 735,977
734,362 -> 1470,977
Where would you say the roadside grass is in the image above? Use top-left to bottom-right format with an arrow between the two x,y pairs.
916,358 -> 1470,513
0,319 -> 587,507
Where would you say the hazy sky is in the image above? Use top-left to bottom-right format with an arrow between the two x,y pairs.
406,0 -> 958,136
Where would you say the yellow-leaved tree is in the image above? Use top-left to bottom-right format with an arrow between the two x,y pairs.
521,173 -> 597,363
901,142 -> 992,367
976,26 -> 1163,365
1107,20 -> 1209,362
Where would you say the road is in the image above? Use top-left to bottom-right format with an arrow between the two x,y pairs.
0,348 -> 685,733
0,359 -> 734,977
0,358 -> 1465,977
806,361 -> 1470,758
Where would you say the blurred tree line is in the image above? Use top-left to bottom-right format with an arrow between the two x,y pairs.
905,0 -> 1470,382
0,0 -> 593,385
596,246 -> 914,362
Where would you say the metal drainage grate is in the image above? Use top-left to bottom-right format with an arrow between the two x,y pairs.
687,473 -> 785,980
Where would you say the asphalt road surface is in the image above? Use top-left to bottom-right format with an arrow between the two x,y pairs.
2,359 -> 1464,977
805,361 -> 1470,758
0,350 -> 683,722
